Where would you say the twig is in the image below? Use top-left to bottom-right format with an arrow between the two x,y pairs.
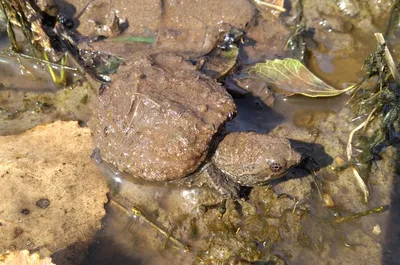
110,199 -> 189,251
334,206 -> 386,223
346,120 -> 370,202
374,33 -> 400,84
362,107 -> 378,132
254,0 -> 287,12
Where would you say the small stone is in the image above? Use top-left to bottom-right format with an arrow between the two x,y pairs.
372,224 -> 381,235
36,198 -> 50,209
323,193 -> 335,208
20,209 -> 30,215
334,156 -> 346,167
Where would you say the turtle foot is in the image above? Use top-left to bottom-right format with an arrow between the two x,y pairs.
207,165 -> 241,199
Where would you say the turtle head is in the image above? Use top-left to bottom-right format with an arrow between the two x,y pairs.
212,132 -> 302,186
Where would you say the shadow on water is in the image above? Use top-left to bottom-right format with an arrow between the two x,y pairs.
289,139 -> 334,168
82,216 -> 144,265
382,145 -> 400,265
227,93 -> 285,134
51,241 -> 94,265
269,140 -> 333,186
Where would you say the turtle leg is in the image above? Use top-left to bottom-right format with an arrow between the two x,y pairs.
201,164 -> 242,218
207,164 -> 241,200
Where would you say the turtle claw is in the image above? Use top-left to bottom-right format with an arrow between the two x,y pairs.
218,199 -> 227,219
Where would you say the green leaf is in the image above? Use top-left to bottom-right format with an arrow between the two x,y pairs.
246,58 -> 354,97
108,36 -> 155,44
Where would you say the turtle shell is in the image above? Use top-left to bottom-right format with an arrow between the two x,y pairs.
89,52 -> 236,181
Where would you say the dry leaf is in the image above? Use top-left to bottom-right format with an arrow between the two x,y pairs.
246,58 -> 354,97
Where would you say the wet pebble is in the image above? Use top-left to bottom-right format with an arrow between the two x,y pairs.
197,104 -> 208,112
334,155 -> 346,167
323,193 -> 335,208
335,0 -> 360,17
372,224 -> 381,235
20,208 -> 30,215
36,198 -> 50,209
198,205 -> 208,214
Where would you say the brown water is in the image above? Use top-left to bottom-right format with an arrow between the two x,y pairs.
1,0 -> 399,264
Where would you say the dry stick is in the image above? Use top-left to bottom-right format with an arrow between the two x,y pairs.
362,106 -> 378,132
346,120 -> 370,202
254,0 -> 287,12
52,24 -> 103,90
110,199 -> 189,251
334,206 -> 385,223
375,33 -> 400,83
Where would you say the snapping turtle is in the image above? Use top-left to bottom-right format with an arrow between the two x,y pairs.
89,52 -> 301,198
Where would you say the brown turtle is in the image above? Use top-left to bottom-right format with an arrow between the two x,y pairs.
89,52 -> 301,198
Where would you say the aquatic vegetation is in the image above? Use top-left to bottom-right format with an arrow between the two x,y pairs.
0,0 -> 105,87
346,33 -> 400,201
0,0 -> 69,84
283,0 -> 310,62
108,35 -> 156,44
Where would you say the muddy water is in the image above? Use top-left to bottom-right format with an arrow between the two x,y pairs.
1,0 -> 400,265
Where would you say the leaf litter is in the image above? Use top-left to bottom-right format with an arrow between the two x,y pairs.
246,58 -> 355,97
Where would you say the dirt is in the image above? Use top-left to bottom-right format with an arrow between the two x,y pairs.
240,12 -> 291,64
0,84 -> 94,135
0,121 -> 109,265
83,165 -> 311,264
49,0 -> 255,57
155,0 -> 255,56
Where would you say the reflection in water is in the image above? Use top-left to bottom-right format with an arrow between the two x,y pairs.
0,54 -> 58,92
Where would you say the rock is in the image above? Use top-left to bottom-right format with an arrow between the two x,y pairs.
0,250 -> 55,265
0,121 -> 109,265
241,14 -> 290,64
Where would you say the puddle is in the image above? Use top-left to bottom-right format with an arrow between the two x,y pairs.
0,0 -> 399,265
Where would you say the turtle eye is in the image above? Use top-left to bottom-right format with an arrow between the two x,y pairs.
270,162 -> 282,172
